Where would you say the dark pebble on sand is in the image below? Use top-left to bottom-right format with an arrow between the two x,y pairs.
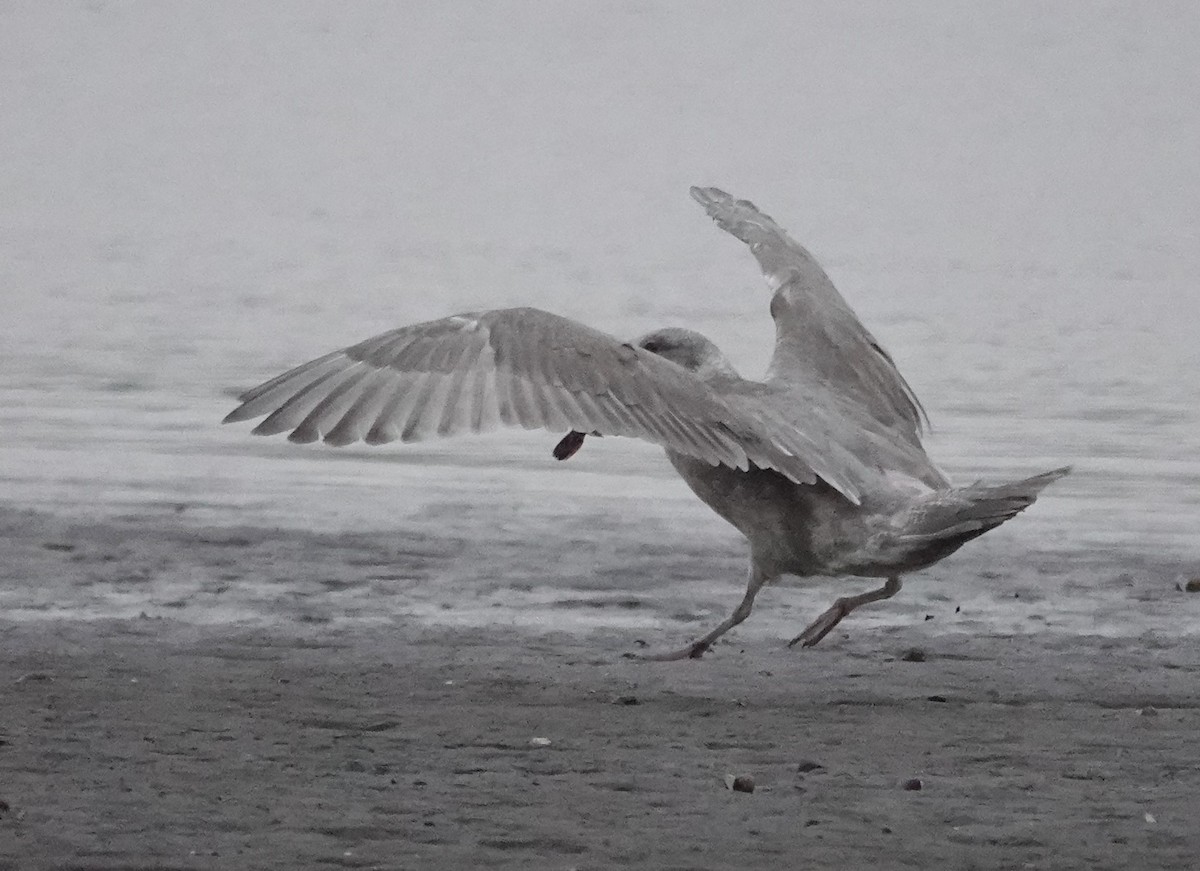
613,695 -> 639,705
900,648 -> 926,662
724,774 -> 755,793
796,760 -> 825,773
927,694 -> 948,703
1184,578 -> 1200,593
902,778 -> 923,791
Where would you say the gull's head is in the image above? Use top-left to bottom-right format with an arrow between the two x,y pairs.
634,328 -> 738,379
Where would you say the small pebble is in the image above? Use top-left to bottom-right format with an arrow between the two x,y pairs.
927,694 -> 948,703
900,648 -> 926,663
1137,706 -> 1159,717
723,774 -> 755,793
1184,578 -> 1200,593
1144,812 -> 1156,824
796,760 -> 825,773
529,737 -> 552,747
902,778 -> 923,791
613,695 -> 639,706
923,614 -> 934,621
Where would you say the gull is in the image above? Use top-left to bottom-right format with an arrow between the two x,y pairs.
224,187 -> 1069,659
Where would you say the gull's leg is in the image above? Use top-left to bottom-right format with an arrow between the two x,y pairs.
638,565 -> 771,661
788,576 -> 902,649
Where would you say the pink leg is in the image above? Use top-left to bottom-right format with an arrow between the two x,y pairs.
788,576 -> 902,649
638,565 -> 771,661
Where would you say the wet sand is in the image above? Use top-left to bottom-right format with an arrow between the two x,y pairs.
2,507 -> 1199,870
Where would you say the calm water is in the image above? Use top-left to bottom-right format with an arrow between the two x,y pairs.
2,3 -> 1197,614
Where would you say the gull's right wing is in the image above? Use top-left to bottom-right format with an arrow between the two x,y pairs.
690,186 -> 928,448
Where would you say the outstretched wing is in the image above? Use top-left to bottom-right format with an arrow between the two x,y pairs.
224,307 -> 871,502
690,186 -> 928,446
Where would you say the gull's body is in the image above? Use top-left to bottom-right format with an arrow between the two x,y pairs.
225,187 -> 1068,658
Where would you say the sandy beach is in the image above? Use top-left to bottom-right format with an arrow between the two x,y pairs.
2,506 -> 1198,871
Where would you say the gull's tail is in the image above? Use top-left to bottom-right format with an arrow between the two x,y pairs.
883,467 -> 1071,571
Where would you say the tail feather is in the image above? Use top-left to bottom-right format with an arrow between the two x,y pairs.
904,466 -> 1070,541
888,466 -> 1070,568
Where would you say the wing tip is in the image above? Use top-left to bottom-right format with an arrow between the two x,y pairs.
1038,465 -> 1073,486
250,418 -> 289,438
689,185 -> 730,209
285,427 -> 320,445
364,425 -> 397,446
321,426 -> 359,447
221,406 -> 250,425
